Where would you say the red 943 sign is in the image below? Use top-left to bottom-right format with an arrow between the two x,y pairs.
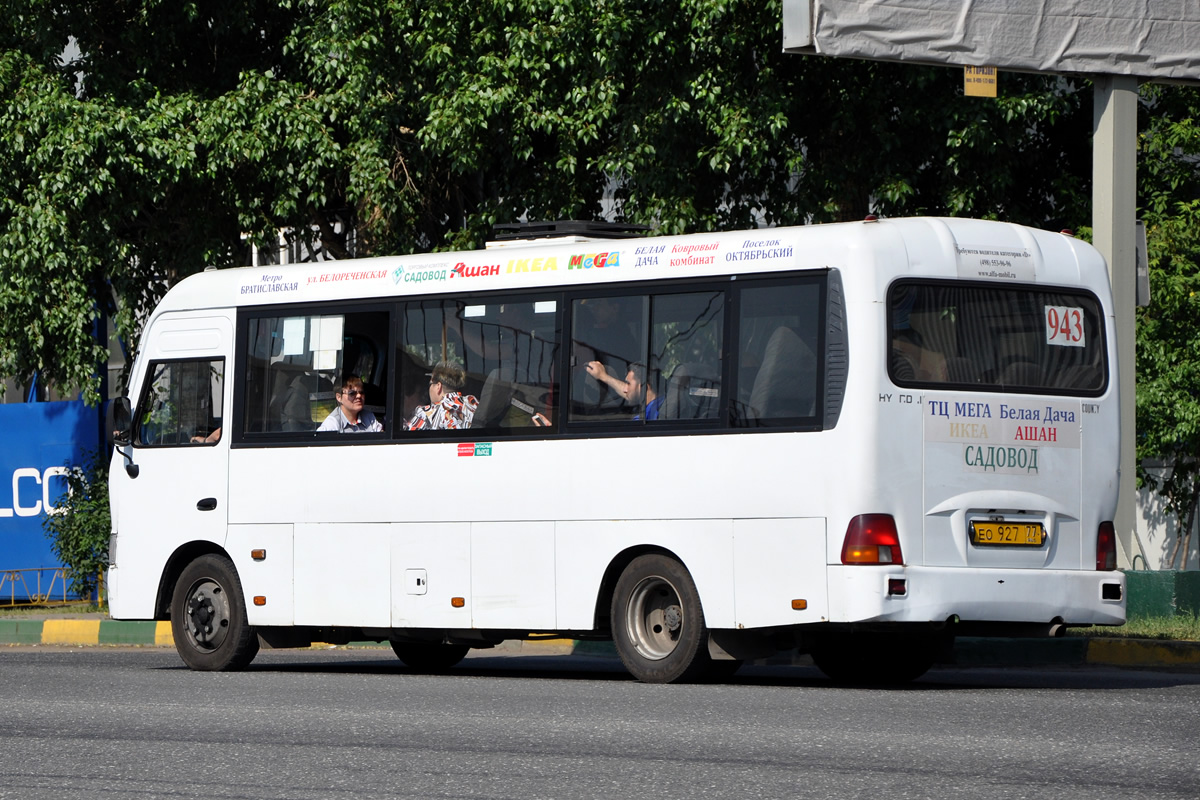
1044,305 -> 1085,347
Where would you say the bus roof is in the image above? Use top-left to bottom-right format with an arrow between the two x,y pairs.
152,217 -> 1109,315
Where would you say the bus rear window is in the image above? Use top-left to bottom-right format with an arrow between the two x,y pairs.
887,281 -> 1107,396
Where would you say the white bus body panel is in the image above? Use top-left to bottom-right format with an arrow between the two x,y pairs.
227,524 -> 294,626
226,433 -> 834,631
391,522 -> 471,629
471,521 -> 556,629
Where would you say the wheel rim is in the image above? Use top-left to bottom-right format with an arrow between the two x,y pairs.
624,575 -> 685,660
183,578 -> 231,652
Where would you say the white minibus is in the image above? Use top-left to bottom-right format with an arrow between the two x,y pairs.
107,216 -> 1124,683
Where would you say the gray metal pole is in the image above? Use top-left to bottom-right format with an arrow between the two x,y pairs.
1092,75 -> 1140,567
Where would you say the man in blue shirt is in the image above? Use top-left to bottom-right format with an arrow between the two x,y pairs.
585,361 -> 661,421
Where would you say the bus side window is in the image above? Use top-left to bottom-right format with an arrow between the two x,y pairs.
733,282 -> 821,426
652,291 -> 724,422
469,299 -> 559,430
748,326 -> 815,419
397,300 -> 478,430
136,359 -> 224,447
568,290 -> 723,424
244,310 -> 389,436
569,295 -> 646,422
398,298 -> 557,432
244,314 -> 337,433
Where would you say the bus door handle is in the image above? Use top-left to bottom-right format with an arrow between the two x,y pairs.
197,497 -> 218,512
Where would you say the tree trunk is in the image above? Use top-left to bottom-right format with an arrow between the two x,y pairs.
1182,489 -> 1200,571
1170,507 -> 1187,569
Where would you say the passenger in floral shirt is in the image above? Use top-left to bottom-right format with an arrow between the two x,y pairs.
405,362 -> 479,431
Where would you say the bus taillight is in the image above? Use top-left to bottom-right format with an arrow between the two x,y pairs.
1096,521 -> 1117,571
841,515 -> 903,565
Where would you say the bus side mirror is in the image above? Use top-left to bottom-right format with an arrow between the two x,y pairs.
107,398 -> 139,477
107,397 -> 133,447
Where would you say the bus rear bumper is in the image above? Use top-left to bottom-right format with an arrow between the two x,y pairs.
826,565 -> 1126,627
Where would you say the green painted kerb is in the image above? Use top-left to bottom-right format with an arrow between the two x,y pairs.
0,620 -> 44,645
98,620 -> 161,645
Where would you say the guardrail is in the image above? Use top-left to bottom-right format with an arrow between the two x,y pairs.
0,568 -> 83,608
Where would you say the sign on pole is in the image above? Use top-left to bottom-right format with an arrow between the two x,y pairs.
963,66 -> 997,98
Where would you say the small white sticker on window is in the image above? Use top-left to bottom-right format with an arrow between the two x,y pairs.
1045,305 -> 1086,347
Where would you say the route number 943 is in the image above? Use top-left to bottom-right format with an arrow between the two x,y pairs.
1045,305 -> 1085,347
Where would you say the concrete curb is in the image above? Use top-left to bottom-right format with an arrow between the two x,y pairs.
948,637 -> 1200,670
3,621 -> 1199,671
0,619 -> 173,646
1080,638 -> 1200,669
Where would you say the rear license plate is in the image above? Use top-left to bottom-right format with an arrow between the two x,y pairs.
969,521 -> 1046,546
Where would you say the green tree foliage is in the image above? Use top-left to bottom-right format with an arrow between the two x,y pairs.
1134,84 -> 1200,564
0,0 -> 1130,405
41,451 -> 110,601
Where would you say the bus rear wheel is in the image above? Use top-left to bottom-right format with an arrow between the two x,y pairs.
389,642 -> 470,671
611,554 -> 709,684
170,554 -> 259,671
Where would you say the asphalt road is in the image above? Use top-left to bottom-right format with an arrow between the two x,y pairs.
2,647 -> 1199,799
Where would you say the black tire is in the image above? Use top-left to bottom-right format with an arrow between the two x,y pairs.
390,642 -> 470,671
811,632 -> 943,685
611,554 -> 709,683
170,554 -> 259,671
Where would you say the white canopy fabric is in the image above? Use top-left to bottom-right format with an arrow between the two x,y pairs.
783,0 -> 1200,83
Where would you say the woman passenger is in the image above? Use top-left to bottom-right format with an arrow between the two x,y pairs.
405,362 -> 479,431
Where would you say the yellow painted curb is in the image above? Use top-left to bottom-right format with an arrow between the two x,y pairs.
155,621 -> 174,647
42,619 -> 102,645
520,637 -> 575,652
1087,638 -> 1200,667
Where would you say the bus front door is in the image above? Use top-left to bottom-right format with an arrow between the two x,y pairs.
108,314 -> 233,620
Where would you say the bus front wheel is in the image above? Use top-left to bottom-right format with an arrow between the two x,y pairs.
170,554 -> 259,671
611,554 -> 709,684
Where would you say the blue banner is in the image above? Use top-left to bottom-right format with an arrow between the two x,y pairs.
0,401 -> 101,574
